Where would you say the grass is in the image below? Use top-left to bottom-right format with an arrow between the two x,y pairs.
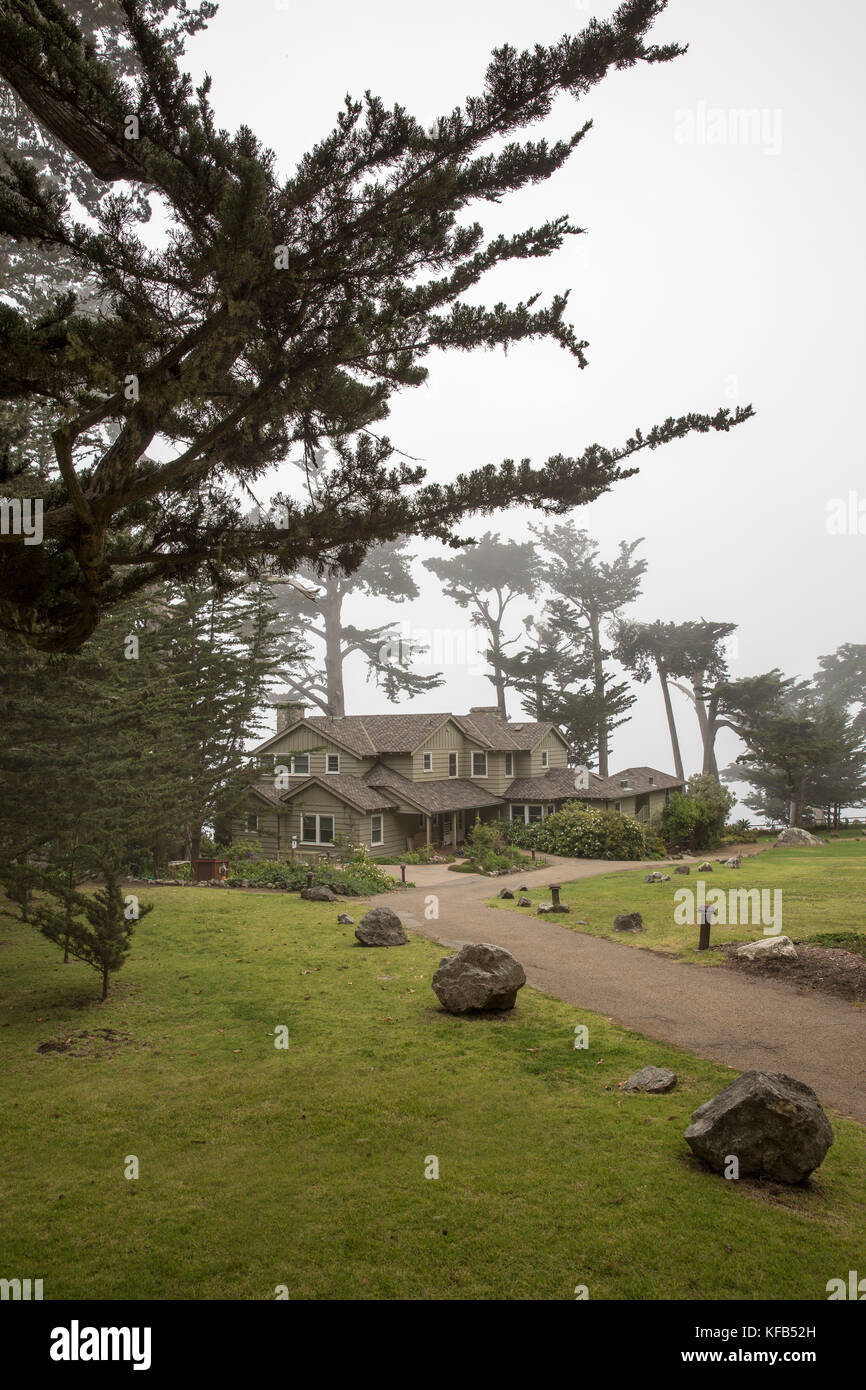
1,884 -> 864,1300
488,839 -> 866,963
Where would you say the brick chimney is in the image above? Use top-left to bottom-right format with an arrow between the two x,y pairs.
274,699 -> 307,732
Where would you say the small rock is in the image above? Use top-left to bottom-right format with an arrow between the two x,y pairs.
724,856 -> 742,869
518,885 -> 528,892
498,888 -> 514,900
337,913 -> 355,925
432,943 -> 526,1013
736,935 -> 797,960
660,874 -> 671,882
697,862 -> 713,871
614,912 -> 643,933
674,865 -> 690,875
684,1071 -> 834,1183
517,896 -> 532,907
624,1065 -> 677,1094
537,904 -> 554,914
644,872 -> 663,883
301,886 -> 338,902
355,906 -> 408,947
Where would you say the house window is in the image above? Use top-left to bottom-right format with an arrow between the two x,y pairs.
619,779 -> 629,789
615,801 -> 621,813
300,814 -> 334,844
257,754 -> 275,773
510,804 -> 525,821
246,813 -> 259,833
471,751 -> 487,777
547,804 -> 555,817
505,752 -> 513,777
648,776 -> 655,786
528,804 -> 543,823
448,752 -> 458,778
326,753 -> 340,774
371,815 -> 383,846
422,751 -> 433,773
289,754 -> 309,775
541,750 -> 549,768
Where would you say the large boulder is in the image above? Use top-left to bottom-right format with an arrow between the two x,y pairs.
614,912 -> 643,933
684,1071 -> 834,1183
432,943 -> 526,1013
774,827 -> 824,848
354,906 -> 409,947
673,865 -> 690,875
624,1065 -> 677,1094
301,885 -> 338,902
736,935 -> 797,960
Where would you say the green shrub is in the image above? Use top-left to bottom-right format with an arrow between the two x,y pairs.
224,856 -> 396,895
520,802 -> 650,860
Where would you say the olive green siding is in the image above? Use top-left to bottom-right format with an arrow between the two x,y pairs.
529,728 -> 569,776
411,719 -> 465,780
260,727 -> 368,777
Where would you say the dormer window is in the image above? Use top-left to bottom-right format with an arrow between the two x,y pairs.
619,779 -> 629,789
422,751 -> 433,773
648,776 -> 655,786
326,753 -> 340,774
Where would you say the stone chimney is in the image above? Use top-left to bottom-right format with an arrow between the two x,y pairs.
468,705 -> 504,718
274,699 -> 307,733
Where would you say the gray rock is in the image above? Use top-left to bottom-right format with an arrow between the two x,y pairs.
537,903 -> 555,914
614,912 -> 643,933
432,942 -> 526,1013
697,862 -> 713,871
355,906 -> 408,947
644,872 -> 663,883
674,865 -> 690,875
301,885 -> 338,902
684,1071 -> 834,1183
736,935 -> 797,960
498,888 -> 514,899
660,874 -> 671,882
624,1065 -> 677,1094
775,827 -> 824,847
337,913 -> 355,925
517,896 -> 532,907
518,886 -> 528,892
724,856 -> 742,869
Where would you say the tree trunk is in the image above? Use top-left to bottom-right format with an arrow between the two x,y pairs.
101,965 -> 110,1001
187,823 -> 202,863
655,658 -> 684,781
323,581 -> 346,717
590,611 -> 607,778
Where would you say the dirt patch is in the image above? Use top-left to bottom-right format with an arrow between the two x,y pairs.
35,1027 -> 140,1058
719,941 -> 866,1004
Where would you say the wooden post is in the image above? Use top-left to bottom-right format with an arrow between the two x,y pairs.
697,906 -> 712,950
401,864 -> 406,884
306,871 -> 313,889
531,848 -> 536,862
550,884 -> 561,908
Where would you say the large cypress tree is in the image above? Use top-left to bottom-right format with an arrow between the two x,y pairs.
0,0 -> 752,652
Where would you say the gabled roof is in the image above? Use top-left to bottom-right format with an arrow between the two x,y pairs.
278,773 -> 397,813
452,712 -> 571,752
503,765 -> 683,803
609,766 -> 684,795
364,762 -> 505,815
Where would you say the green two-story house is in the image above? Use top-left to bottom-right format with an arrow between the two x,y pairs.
233,701 -> 683,856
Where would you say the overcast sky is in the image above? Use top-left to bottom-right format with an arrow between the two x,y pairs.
180,0 -> 865,807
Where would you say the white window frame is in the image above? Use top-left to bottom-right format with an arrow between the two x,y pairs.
300,813 -> 335,845
527,803 -> 543,824
447,751 -> 458,778
471,750 -> 488,778
510,804 -> 525,822
422,751 -> 433,773
504,752 -> 514,778
370,814 -> 383,846
246,813 -> 259,833
288,753 -> 310,776
326,753 -> 340,774
541,749 -> 549,768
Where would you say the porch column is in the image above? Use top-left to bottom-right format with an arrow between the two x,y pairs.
426,816 -> 432,846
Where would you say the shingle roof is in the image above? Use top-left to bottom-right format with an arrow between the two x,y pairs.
502,768 -> 592,802
302,713 -> 455,754
609,767 -> 684,795
278,772 -> 397,812
503,765 -> 683,802
364,762 -> 505,815
453,712 -> 567,751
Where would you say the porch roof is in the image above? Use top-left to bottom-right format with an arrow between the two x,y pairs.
364,762 -> 505,816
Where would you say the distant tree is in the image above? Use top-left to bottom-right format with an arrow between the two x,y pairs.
613,618 -> 689,779
273,540 -> 443,717
0,0 -> 752,650
532,523 -> 645,776
498,614 -> 597,761
424,533 -> 540,717
813,644 -> 866,732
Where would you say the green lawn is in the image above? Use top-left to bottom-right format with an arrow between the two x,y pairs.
1,884 -> 864,1300
489,839 -> 866,961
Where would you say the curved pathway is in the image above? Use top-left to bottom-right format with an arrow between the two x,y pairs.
382,851 -> 866,1125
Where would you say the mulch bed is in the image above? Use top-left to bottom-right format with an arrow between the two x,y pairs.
718,941 -> 866,1004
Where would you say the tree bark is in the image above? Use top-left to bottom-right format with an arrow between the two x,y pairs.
590,610 -> 607,777
655,657 -> 684,781
323,581 -> 346,717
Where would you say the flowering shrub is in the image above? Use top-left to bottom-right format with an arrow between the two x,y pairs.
508,803 -> 654,860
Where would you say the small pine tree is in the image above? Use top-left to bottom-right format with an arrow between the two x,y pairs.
31,867 -> 152,1001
